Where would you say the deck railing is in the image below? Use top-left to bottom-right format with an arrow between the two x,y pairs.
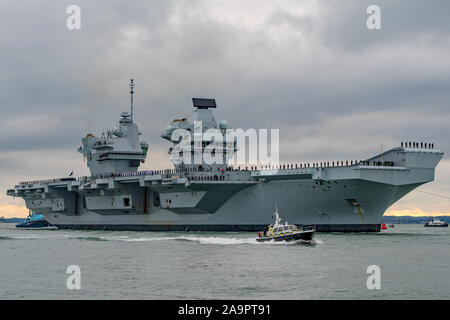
17,159 -> 401,187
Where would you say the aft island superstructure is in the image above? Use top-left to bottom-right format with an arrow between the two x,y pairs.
7,80 -> 444,232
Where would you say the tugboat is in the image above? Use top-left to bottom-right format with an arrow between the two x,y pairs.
424,217 -> 448,227
16,212 -> 52,228
256,204 -> 315,242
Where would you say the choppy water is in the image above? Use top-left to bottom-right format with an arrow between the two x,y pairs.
0,223 -> 448,299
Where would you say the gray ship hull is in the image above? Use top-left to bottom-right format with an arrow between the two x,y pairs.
48,179 -> 416,232
45,182 -> 414,232
8,146 -> 443,232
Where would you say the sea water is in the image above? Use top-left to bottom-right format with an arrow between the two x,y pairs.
0,223 -> 448,299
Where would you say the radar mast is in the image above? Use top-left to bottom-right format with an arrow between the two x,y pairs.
130,78 -> 135,123
274,202 -> 281,226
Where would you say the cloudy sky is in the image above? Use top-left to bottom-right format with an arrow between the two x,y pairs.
1,0 -> 449,218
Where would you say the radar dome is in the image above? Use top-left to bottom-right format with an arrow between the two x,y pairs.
219,120 -> 229,129
165,126 -> 173,134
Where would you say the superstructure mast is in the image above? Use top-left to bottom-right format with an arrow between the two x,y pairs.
130,78 -> 135,123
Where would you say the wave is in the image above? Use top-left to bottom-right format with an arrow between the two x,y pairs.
94,235 -> 258,244
0,234 -> 57,240
0,233 -> 322,245
71,236 -> 109,241
313,238 -> 323,244
0,234 -> 106,241
102,235 -> 319,245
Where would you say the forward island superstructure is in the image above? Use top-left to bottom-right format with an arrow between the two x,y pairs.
7,80 -> 444,232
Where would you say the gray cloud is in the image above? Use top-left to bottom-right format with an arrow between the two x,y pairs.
1,0 -> 449,214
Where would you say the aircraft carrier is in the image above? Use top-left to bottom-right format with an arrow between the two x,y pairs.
6,80 -> 444,232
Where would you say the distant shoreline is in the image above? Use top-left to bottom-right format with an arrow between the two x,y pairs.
382,215 -> 449,224
0,217 -> 24,223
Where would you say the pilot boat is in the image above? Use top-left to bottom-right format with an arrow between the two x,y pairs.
256,204 -> 315,242
424,217 -> 448,227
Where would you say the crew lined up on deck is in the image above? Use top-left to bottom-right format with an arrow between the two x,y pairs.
18,160 -> 375,186
20,141 -> 434,186
401,141 -> 434,149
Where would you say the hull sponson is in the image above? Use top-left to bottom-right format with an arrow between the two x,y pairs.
42,179 -> 420,232
54,223 -> 380,232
